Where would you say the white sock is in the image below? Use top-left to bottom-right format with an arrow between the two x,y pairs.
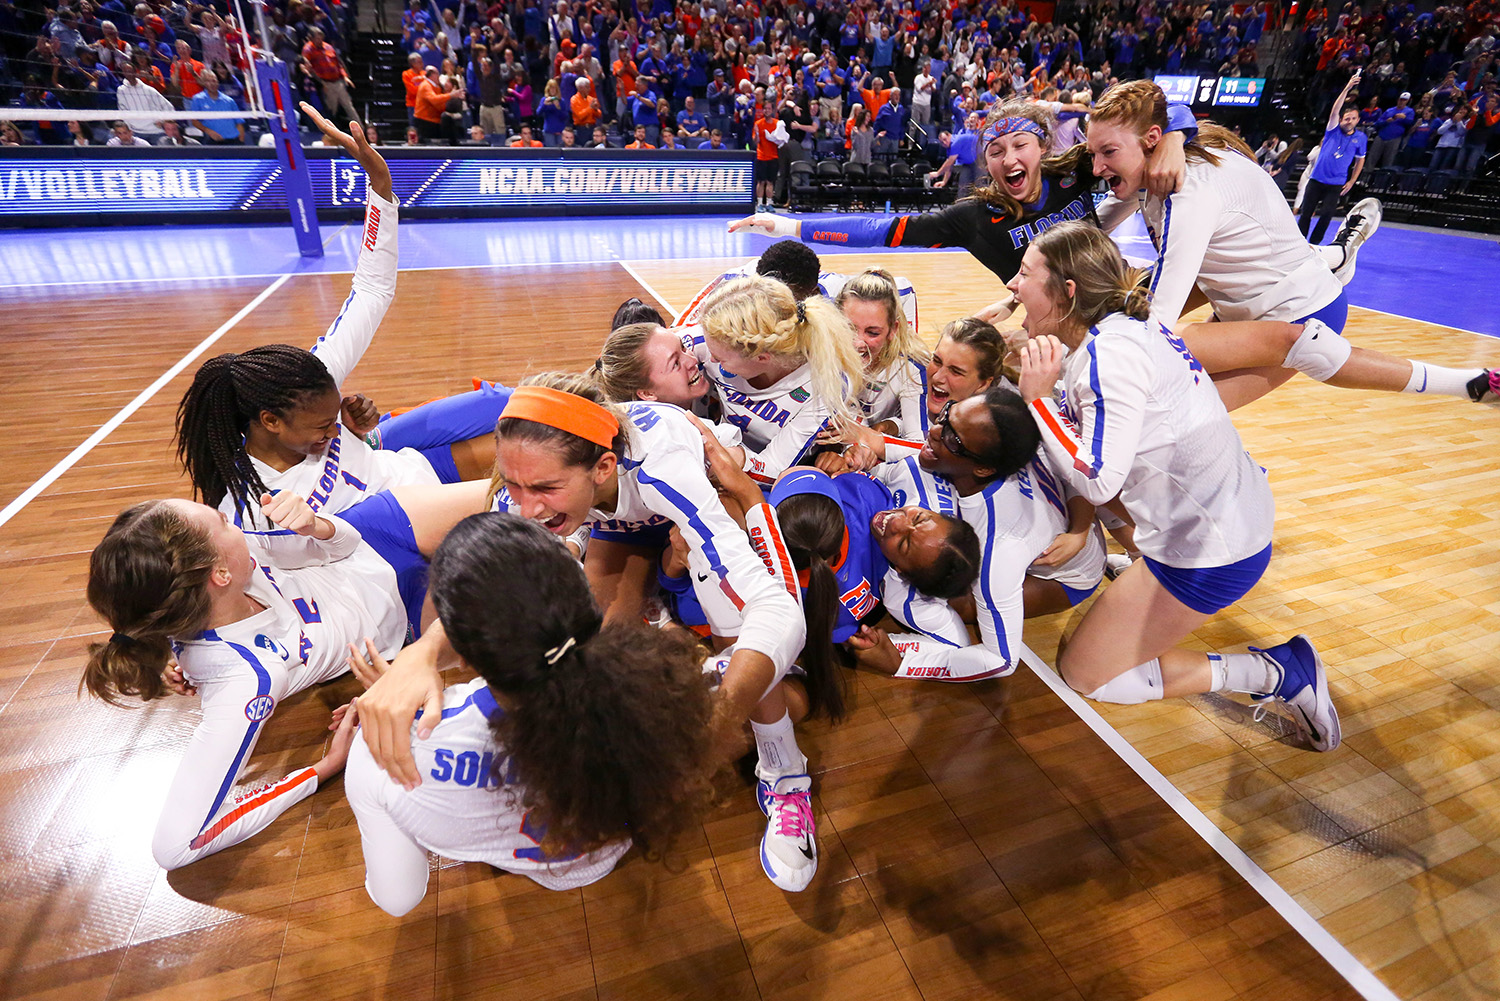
1208,652 -> 1280,695
751,712 -> 806,780
1313,242 -> 1347,271
1402,361 -> 1486,397
1282,319 -> 1353,382
1085,659 -> 1164,705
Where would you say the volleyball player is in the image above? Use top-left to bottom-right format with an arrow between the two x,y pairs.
342,513 -> 714,915
1013,221 -> 1339,751
1085,81 -> 1496,410
81,480 -> 486,870
834,269 -> 933,442
175,106 -> 506,530
357,380 -> 823,892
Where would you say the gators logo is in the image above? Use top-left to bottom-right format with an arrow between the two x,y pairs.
790,387 -> 811,403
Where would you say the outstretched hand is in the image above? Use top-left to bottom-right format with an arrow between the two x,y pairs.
299,102 -> 394,201
341,393 -> 380,436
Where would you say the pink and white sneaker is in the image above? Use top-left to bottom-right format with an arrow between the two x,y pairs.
759,773 -> 817,892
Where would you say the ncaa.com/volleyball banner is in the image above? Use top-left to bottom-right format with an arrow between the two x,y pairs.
0,146 -> 755,223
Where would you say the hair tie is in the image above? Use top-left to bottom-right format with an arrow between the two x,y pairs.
795,300 -> 807,324
981,116 -> 1047,146
543,636 -> 577,665
112,631 -> 138,647
500,385 -> 619,450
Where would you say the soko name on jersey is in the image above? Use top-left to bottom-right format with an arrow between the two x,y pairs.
429,748 -> 517,789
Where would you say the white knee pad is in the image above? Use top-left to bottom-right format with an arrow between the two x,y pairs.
1084,659 -> 1164,705
1282,318 -> 1352,383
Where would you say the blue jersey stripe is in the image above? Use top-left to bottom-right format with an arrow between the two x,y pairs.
199,632 -> 274,836
907,457 -> 931,509
979,494 -> 1013,666
635,470 -> 728,577
311,288 -> 359,358
1084,339 -> 1106,478
1148,197 -> 1172,297
912,359 -> 931,435
900,587 -> 960,646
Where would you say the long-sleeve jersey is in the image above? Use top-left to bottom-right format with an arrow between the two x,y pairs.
678,326 -> 840,486
153,520 -> 406,870
223,188 -> 439,529
344,676 -> 629,916
495,402 -> 805,678
1135,151 -> 1343,328
1029,312 -> 1275,568
874,454 -> 1103,682
858,356 -> 930,440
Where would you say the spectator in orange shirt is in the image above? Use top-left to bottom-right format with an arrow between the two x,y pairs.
508,123 -> 544,146
570,77 -> 601,128
402,52 -> 425,126
170,40 -> 205,100
303,26 -> 357,122
625,123 -> 655,148
413,67 -> 451,143
753,101 -> 780,209
858,74 -> 891,120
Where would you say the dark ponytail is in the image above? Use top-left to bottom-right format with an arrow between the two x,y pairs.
431,513 -> 714,859
175,345 -> 337,514
83,501 -> 218,706
774,493 -> 851,722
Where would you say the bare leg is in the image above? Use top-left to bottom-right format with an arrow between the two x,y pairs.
449,433 -> 498,481
1023,576 -> 1074,617
582,537 -> 658,625
1055,559 -> 1214,698
1182,320 -> 1422,398
1209,365 -> 1298,411
386,480 -> 491,555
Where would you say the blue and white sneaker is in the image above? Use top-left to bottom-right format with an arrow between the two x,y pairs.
759,773 -> 817,892
1250,635 -> 1341,752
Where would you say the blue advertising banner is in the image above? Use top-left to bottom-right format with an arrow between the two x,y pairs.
0,147 -> 755,225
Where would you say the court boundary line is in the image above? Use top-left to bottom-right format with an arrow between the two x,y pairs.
1349,303 -> 1495,341
616,260 -> 678,317
1017,644 -> 1398,1001
621,263 -> 1397,1001
0,274 -> 291,531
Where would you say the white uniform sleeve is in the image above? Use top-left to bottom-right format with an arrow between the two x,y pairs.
1029,337 -> 1150,506
882,568 -> 968,645
345,741 -> 432,917
1145,177 -> 1221,329
308,187 -> 400,386
887,634 -> 1013,681
243,514 -> 363,570
742,394 -> 833,486
895,360 -> 929,441
881,435 -> 924,461
635,445 -> 805,678
150,652 -> 318,870
1094,192 -> 1139,234
969,530 -> 1033,672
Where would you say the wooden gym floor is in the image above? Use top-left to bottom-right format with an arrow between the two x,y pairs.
0,248 -> 1496,1001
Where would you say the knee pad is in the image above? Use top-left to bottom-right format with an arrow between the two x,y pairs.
1083,659 -> 1164,705
1282,318 -> 1352,383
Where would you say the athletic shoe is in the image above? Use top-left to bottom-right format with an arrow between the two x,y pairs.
1104,552 -> 1135,580
1467,369 -> 1500,406
759,773 -> 817,892
1329,197 -> 1382,285
1250,635 -> 1341,752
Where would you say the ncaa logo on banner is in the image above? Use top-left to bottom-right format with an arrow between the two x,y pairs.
244,695 -> 276,722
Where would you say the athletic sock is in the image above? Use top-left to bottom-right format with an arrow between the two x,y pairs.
1402,361 -> 1487,397
751,712 -> 807,780
1208,652 -> 1281,696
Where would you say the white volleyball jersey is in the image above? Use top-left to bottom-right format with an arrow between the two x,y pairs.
345,676 -> 628,916
1137,151 -> 1342,328
674,264 -> 919,337
495,402 -> 804,676
859,356 -> 930,440
876,455 -> 1104,682
679,326 -> 835,486
152,519 -> 406,870
224,188 -> 439,529
1030,312 -> 1275,568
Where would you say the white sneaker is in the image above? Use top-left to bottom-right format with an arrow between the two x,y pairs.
1330,197 -> 1382,285
1104,552 -> 1134,580
759,773 -> 817,892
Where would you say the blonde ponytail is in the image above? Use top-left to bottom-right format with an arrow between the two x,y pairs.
698,276 -> 866,424
1030,221 -> 1153,331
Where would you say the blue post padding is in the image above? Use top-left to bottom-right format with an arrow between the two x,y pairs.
258,59 -> 322,258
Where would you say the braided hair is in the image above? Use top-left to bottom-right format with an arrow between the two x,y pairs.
175,345 -> 337,515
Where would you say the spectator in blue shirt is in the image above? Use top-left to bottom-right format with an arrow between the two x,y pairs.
927,111 -> 981,196
698,127 -> 727,150
676,95 -> 707,140
1299,71 -> 1367,244
872,24 -> 894,75
1368,92 -> 1415,168
187,70 -> 246,144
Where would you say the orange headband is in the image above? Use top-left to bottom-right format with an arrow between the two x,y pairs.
499,385 -> 620,450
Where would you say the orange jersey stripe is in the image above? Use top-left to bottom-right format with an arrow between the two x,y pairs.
189,767 -> 317,851
755,504 -> 800,600
1031,399 -> 1080,460
891,215 -> 909,247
